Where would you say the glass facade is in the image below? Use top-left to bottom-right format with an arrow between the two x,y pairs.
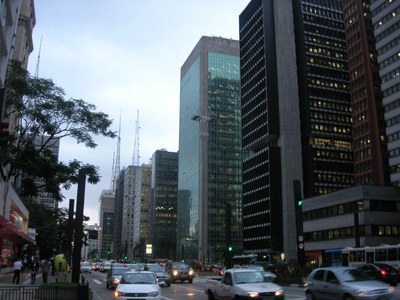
178,37 -> 242,263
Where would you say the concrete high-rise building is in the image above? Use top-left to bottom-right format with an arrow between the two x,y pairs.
121,165 -> 136,261
98,190 -> 114,259
370,0 -> 400,186
150,149 -> 178,260
177,36 -> 242,263
133,164 -> 152,258
239,0 -> 353,262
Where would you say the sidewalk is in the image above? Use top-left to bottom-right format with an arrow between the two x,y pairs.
0,270 -> 58,286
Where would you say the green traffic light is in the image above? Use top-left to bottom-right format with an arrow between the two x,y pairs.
228,246 -> 233,252
298,200 -> 303,206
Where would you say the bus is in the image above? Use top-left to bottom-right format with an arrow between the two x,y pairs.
341,244 -> 400,269
232,254 -> 258,267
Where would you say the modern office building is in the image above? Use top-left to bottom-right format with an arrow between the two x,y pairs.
98,189 -> 114,259
302,185 -> 400,266
239,0 -> 353,262
121,165 -> 136,261
177,36 -> 242,263
133,164 -> 152,257
342,0 -> 390,186
150,150 -> 178,260
370,0 -> 400,187
113,169 -> 125,259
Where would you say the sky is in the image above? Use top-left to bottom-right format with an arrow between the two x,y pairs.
27,0 -> 250,225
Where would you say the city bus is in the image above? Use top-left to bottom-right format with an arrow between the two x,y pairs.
341,244 -> 400,269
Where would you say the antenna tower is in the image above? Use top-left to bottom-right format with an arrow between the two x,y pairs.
132,110 -> 140,166
110,149 -> 115,190
113,115 -> 122,190
34,36 -> 43,78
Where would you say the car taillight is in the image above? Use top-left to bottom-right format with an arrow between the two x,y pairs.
380,269 -> 388,276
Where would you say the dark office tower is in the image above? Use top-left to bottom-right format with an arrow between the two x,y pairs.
240,0 -> 303,262
370,0 -> 400,186
150,150 -> 178,260
342,0 -> 390,186
293,0 -> 354,197
177,36 -> 242,263
240,0 -> 354,262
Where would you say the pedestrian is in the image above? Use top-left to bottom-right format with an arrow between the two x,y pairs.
41,259 -> 50,284
12,258 -> 23,284
30,258 -> 39,284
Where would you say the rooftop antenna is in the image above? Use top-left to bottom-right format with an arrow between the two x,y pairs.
113,114 -> 122,190
110,149 -> 115,190
132,110 -> 140,166
34,36 -> 43,78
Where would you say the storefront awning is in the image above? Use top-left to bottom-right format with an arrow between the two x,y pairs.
0,215 -> 35,245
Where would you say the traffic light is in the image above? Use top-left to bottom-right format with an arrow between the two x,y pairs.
298,199 -> 303,206
124,256 -> 127,260
181,259 -> 185,263
228,246 -> 233,252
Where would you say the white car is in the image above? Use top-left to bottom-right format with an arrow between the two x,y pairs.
114,270 -> 162,300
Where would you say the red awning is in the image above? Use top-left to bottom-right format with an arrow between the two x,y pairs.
0,215 -> 35,245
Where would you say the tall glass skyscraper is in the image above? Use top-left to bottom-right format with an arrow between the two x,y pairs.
177,36 -> 242,263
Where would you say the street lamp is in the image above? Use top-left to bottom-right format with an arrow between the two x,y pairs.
191,114 -> 211,264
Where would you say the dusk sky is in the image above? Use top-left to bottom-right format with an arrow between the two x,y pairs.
27,0 -> 249,224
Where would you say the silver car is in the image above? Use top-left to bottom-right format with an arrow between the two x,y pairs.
304,267 -> 396,300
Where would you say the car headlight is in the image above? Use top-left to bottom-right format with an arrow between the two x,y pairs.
248,291 -> 259,297
188,270 -> 194,276
114,291 -> 125,297
173,270 -> 178,276
148,291 -> 159,297
112,278 -> 120,284
275,289 -> 284,296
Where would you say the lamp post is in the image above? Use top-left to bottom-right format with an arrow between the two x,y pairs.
191,114 -> 211,264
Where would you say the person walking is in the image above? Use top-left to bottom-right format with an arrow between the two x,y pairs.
41,259 -> 50,284
12,258 -> 23,284
30,258 -> 39,284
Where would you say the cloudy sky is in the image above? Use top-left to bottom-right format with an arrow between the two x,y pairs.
27,0 -> 249,224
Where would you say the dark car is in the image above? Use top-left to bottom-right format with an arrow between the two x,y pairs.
165,262 -> 195,283
357,263 -> 400,286
106,266 -> 130,289
144,263 -> 171,287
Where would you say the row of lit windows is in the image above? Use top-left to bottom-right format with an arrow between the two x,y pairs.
377,35 -> 400,56
315,149 -> 352,160
376,20 -> 400,43
314,186 -> 342,195
315,173 -> 354,185
310,78 -> 348,90
383,82 -> 400,98
313,137 -> 352,149
371,0 -> 396,17
308,56 -> 346,69
303,4 -> 342,21
381,66 -> 400,84
311,99 -> 352,112
354,135 -> 371,148
308,47 -> 345,59
306,35 -> 346,50
312,111 -> 352,123
312,123 -> 351,134
374,6 -> 399,30
389,147 -> 400,158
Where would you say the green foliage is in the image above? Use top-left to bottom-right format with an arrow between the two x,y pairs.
1,60 -> 116,201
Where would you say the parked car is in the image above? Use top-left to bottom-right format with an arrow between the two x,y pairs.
357,263 -> 400,286
144,263 -> 171,287
304,266 -> 396,300
165,262 -> 195,283
114,270 -> 162,300
106,266 -> 130,289
80,262 -> 92,273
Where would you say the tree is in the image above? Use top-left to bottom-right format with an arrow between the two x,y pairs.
1,60 -> 117,201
